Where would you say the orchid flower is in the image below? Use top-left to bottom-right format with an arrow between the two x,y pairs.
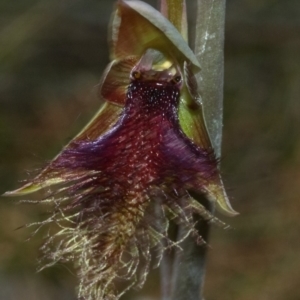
5,1 -> 236,299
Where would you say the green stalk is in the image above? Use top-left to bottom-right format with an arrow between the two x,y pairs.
168,1 -> 227,299
194,0 -> 226,158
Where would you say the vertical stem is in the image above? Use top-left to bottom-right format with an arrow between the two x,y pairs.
157,0 -> 226,299
170,1 -> 226,300
170,196 -> 211,300
160,245 -> 173,300
194,0 -> 226,157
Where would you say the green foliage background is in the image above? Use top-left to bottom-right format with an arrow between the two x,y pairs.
0,0 -> 299,299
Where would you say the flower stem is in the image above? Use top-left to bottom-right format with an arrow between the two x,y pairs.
170,0 -> 226,299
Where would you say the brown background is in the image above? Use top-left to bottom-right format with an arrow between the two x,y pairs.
1,0 -> 299,299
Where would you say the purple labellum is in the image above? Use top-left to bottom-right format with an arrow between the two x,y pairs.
5,50 -> 230,300
26,51 -> 225,299
4,0 -> 236,297
55,74 -> 217,198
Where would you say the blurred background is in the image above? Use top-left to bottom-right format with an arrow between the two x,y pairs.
1,0 -> 300,299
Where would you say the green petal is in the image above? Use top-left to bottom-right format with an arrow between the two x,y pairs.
100,56 -> 139,105
159,0 -> 188,41
73,101 -> 122,141
179,87 -> 212,150
3,178 -> 65,196
180,63 -> 237,216
5,101 -> 122,196
110,0 -> 200,69
204,179 -> 239,217
179,61 -> 212,149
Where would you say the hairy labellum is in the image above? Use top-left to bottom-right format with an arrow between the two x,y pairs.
5,1 -> 237,299
33,64 -> 221,299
